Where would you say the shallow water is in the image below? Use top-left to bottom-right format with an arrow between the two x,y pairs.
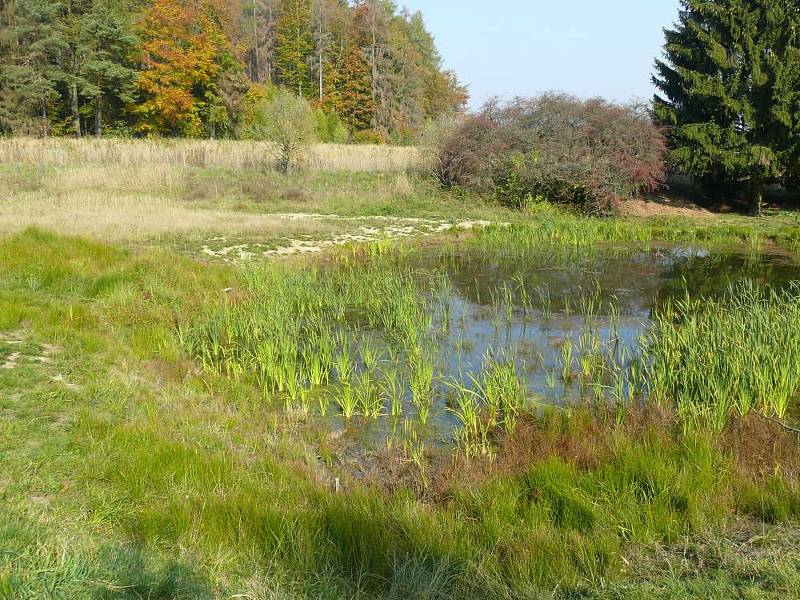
327,243 -> 800,446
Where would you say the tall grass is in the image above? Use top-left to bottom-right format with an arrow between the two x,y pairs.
646,281 -> 800,429
181,258 -> 441,418
475,215 -> 800,252
4,229 -> 800,598
0,137 -> 422,173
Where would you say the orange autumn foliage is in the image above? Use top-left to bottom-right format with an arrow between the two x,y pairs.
135,0 -> 242,136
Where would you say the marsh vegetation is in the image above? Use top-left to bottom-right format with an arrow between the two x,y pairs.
2,142 -> 800,599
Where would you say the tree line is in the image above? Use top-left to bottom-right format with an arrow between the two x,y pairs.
0,0 -> 467,142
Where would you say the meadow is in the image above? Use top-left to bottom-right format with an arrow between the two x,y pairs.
1,139 -> 800,598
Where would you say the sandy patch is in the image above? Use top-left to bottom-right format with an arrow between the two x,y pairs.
620,195 -> 715,219
0,332 -> 61,371
200,217 -> 492,261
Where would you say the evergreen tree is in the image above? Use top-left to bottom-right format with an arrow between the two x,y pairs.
653,0 -> 800,214
275,0 -> 312,97
77,3 -> 137,136
0,0 -> 66,135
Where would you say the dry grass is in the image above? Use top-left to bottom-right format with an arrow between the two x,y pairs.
0,189 -> 343,242
0,164 -> 347,242
0,137 -> 423,173
0,162 -> 464,249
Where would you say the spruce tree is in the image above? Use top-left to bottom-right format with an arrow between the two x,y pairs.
0,0 -> 66,135
653,0 -> 800,214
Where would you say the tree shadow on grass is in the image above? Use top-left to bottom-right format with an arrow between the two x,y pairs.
93,546 -> 212,600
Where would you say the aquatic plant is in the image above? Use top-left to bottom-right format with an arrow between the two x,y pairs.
560,341 -> 575,382
446,382 -> 491,458
646,280 -> 800,429
473,358 -> 525,434
381,367 -> 405,417
409,350 -> 435,423
355,371 -> 383,417
336,384 -> 358,418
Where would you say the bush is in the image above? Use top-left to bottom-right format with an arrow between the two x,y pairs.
314,109 -> 349,144
245,89 -> 317,173
434,94 -> 667,212
352,129 -> 385,145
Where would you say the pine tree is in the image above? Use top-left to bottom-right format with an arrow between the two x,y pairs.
653,0 -> 800,214
77,3 -> 137,136
0,0 -> 66,135
275,0 -> 313,97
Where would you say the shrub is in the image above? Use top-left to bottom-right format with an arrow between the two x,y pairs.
245,89 -> 317,173
352,129 -> 385,145
314,109 -> 349,144
434,94 -> 667,212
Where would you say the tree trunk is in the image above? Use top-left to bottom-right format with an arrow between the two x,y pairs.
70,81 -> 81,138
252,0 -> 259,81
95,91 -> 102,137
41,102 -> 48,137
749,181 -> 764,216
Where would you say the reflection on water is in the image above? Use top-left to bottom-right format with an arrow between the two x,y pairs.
329,244 -> 800,446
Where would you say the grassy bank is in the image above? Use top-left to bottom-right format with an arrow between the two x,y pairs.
2,138 -> 800,597
2,228 -> 800,598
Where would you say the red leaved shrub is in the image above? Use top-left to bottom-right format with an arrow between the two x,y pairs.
434,94 -> 667,212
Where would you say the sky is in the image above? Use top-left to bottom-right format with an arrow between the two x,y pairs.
398,1 -> 683,109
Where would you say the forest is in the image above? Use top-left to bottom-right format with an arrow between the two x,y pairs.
0,0 -> 467,142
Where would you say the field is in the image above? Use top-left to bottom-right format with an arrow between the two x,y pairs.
2,139 -> 800,599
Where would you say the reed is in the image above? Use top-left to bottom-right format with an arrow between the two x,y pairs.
381,367 -> 405,417
0,137 -> 423,173
645,280 -> 800,429
354,371 -> 384,417
337,384 -> 358,418
446,382 -> 491,458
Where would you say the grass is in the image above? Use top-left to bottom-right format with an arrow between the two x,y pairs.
2,138 -> 800,597
0,137 -> 422,172
646,280 -> 800,430
474,208 -> 800,253
0,161 -> 505,258
2,226 -> 800,598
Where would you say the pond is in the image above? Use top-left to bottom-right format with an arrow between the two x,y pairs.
326,243 -> 800,447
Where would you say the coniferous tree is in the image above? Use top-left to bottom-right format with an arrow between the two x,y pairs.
0,0 -> 66,135
275,0 -> 312,97
653,0 -> 800,214
77,3 -> 137,136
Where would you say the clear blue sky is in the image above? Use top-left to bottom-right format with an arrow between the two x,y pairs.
399,1 -> 682,109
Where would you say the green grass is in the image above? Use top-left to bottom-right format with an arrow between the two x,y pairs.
473,208 -> 800,253
2,220 -> 800,598
646,281 -> 800,430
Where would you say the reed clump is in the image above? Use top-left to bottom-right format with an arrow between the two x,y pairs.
646,280 -> 800,430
